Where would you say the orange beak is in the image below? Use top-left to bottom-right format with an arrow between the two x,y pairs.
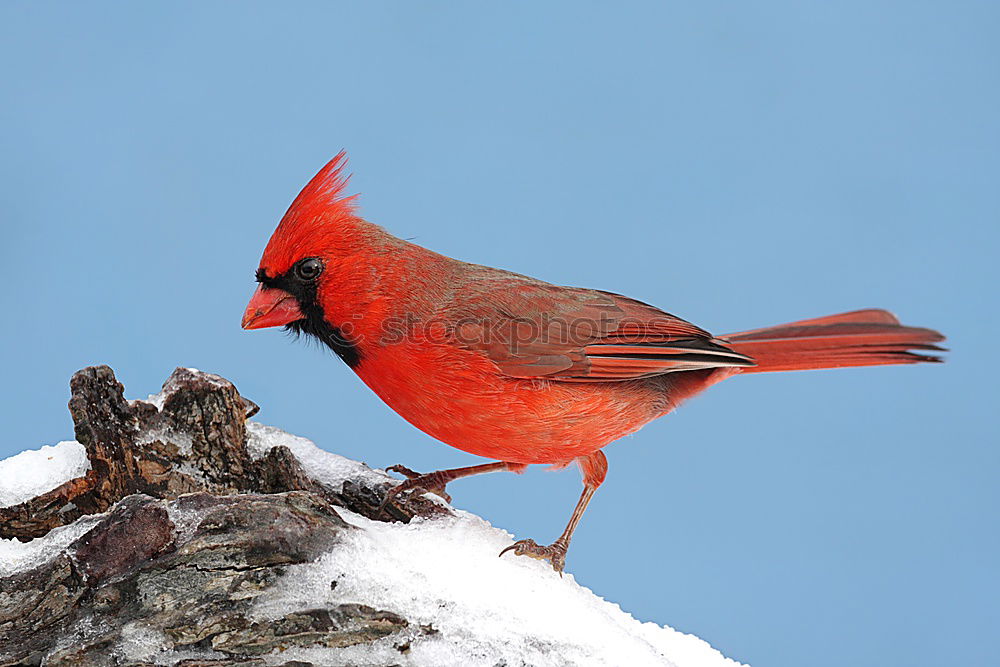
241,285 -> 305,330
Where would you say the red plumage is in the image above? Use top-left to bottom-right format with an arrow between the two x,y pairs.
243,154 -> 945,571
725,309 -> 944,372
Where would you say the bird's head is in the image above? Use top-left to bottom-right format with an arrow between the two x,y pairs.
242,152 -> 370,366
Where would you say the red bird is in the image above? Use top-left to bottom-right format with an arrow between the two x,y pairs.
243,154 -> 945,571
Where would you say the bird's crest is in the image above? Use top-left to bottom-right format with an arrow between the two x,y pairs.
260,152 -> 362,276
286,150 -> 358,220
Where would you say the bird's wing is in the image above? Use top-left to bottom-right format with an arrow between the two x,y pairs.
442,277 -> 755,381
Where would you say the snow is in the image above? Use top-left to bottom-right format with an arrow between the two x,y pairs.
246,420 -> 390,490
0,514 -> 103,577
0,411 -> 744,666
137,426 -> 194,455
248,424 -> 745,667
115,623 -> 173,664
142,390 -> 168,411
0,440 -> 89,508
252,507 -> 743,667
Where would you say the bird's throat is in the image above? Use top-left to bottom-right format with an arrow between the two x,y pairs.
285,307 -> 362,369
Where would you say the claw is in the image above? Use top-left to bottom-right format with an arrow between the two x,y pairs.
385,464 -> 420,479
499,538 -> 568,574
378,465 -> 453,517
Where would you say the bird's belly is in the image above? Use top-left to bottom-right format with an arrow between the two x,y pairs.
354,345 -> 666,465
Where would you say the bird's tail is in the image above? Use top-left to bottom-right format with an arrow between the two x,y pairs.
723,309 -> 945,373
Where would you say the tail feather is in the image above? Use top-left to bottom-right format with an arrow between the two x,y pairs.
724,309 -> 945,374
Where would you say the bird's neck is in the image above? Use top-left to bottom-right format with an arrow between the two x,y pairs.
318,222 -> 452,357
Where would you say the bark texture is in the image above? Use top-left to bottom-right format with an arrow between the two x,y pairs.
0,366 -> 440,542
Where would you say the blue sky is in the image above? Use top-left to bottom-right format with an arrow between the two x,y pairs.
2,3 -> 997,665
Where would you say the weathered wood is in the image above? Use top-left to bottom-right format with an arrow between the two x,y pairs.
0,366 -> 439,542
1,491 -> 429,666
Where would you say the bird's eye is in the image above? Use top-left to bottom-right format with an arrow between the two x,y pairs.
294,258 -> 323,282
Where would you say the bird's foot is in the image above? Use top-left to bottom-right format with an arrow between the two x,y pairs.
499,538 -> 568,574
378,465 -> 453,516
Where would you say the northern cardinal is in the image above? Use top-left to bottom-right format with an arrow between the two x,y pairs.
243,153 -> 945,571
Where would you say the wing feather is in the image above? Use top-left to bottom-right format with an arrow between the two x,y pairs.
441,274 -> 753,381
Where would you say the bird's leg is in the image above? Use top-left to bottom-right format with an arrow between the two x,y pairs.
500,486 -> 596,574
379,461 -> 523,513
500,450 -> 607,574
